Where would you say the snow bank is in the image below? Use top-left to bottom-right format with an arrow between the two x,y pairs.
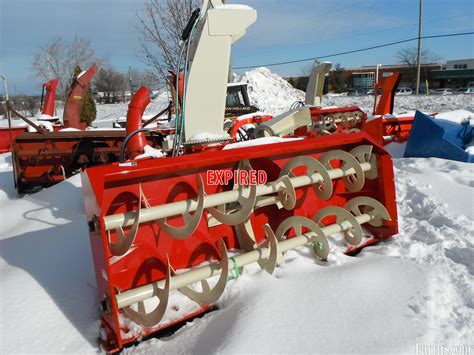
323,94 -> 474,116
0,154 -> 98,353
236,67 -> 305,115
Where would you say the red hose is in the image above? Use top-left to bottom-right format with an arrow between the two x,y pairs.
126,87 -> 150,159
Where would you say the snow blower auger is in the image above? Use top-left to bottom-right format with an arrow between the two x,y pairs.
81,1 -> 398,352
83,132 -> 397,351
305,62 -> 366,136
254,61 -> 367,137
6,65 -> 165,193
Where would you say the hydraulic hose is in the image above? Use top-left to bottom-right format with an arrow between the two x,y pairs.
119,128 -> 152,163
173,20 -> 199,156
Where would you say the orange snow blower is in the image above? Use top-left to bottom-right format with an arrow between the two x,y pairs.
81,2 -> 399,352
6,64 -> 163,193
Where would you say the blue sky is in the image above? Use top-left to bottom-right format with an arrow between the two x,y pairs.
1,0 -> 473,94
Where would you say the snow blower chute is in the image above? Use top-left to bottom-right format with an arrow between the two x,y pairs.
81,1 -> 399,351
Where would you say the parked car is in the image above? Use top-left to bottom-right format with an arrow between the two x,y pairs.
455,87 -> 474,94
366,88 -> 382,96
432,88 -> 454,95
396,87 -> 413,95
346,89 -> 366,96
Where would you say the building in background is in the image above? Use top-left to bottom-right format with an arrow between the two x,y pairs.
285,58 -> 473,93
344,63 -> 442,92
431,59 -> 474,88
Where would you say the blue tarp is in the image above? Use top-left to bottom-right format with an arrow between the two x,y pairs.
404,111 -> 473,163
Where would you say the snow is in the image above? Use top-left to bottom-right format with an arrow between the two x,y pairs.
234,67 -> 473,116
236,67 -> 305,115
26,119 -> 54,132
223,136 -> 303,150
436,110 -> 474,125
37,113 -> 59,121
1,151 -> 472,353
0,119 -> 27,128
187,132 -> 230,142
134,145 -> 167,160
59,127 -> 81,132
0,67 -> 473,353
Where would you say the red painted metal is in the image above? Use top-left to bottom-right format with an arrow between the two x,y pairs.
12,130 -> 162,193
292,106 -> 367,137
230,114 -> 272,138
0,126 -> 27,153
125,87 -> 150,158
63,64 -> 97,129
41,79 -> 59,116
361,72 -> 415,145
82,131 -> 398,351
373,72 -> 401,115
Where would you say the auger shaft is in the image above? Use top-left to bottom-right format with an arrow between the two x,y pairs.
104,162 -> 372,231
115,212 -> 373,309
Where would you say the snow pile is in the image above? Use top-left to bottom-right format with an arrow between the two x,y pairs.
236,67 -> 305,115
436,110 -> 474,125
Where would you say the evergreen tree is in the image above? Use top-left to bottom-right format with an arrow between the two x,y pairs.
331,64 -> 346,93
70,66 -> 97,126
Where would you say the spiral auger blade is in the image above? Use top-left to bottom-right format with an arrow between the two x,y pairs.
155,174 -> 205,240
171,239 -> 229,305
113,199 -> 393,329
207,162 -> 257,226
275,216 -> 330,261
274,175 -> 297,210
279,155 -> 333,200
349,145 -> 378,180
313,206 -> 364,245
319,150 -> 365,192
123,258 -> 171,328
344,196 -> 391,227
109,184 -> 143,257
257,224 -> 279,274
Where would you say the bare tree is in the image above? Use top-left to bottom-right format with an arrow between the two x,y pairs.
32,36 -> 98,100
129,68 -> 163,92
396,46 -> 440,87
94,66 -> 126,104
136,0 -> 200,81
396,46 -> 439,66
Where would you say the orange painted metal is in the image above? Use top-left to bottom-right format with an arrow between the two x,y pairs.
125,87 -> 150,158
63,64 -> 97,129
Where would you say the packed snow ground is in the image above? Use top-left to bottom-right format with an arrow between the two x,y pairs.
1,67 -> 473,353
0,154 -> 473,353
